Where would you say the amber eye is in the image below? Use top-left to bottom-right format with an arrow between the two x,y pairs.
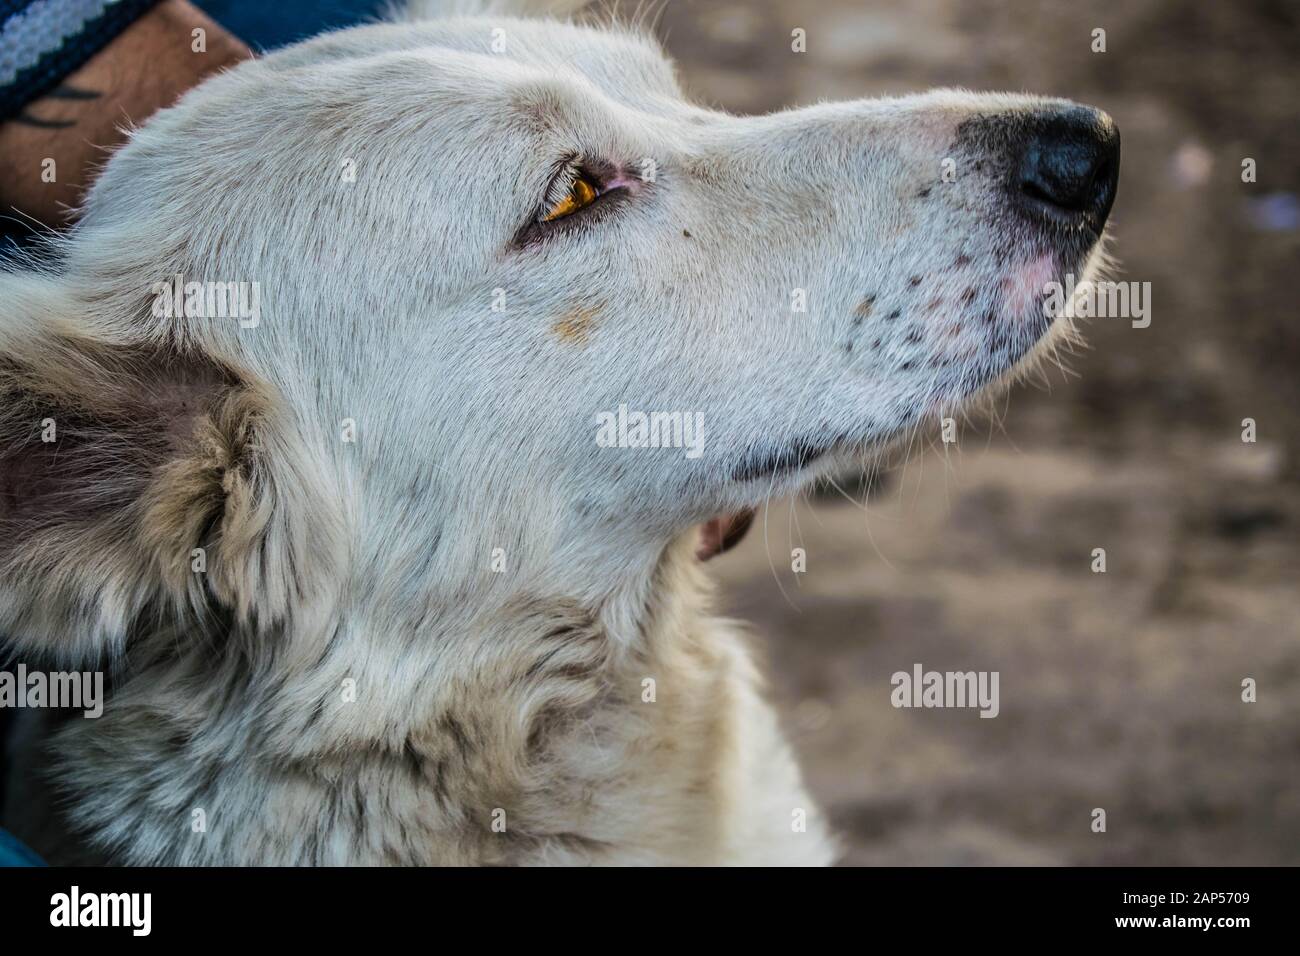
541,171 -> 600,222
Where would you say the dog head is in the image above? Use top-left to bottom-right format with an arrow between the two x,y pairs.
0,0 -> 1117,660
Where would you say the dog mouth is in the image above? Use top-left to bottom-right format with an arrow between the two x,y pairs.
696,438 -> 835,560
692,243 -> 1086,562
730,437 -> 834,483
696,509 -> 756,560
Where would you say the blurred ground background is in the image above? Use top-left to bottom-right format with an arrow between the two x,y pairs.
655,0 -> 1300,864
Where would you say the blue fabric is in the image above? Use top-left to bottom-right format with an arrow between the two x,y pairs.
0,826 -> 44,866
193,0 -> 389,52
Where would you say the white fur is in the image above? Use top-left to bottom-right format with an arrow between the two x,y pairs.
0,0 -> 1108,865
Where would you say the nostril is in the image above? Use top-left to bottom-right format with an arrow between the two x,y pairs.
1020,140 -> 1103,211
1020,171 -> 1069,209
1015,105 -> 1120,227
1090,156 -> 1114,199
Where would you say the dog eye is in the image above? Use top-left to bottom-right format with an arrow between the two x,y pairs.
540,171 -> 600,222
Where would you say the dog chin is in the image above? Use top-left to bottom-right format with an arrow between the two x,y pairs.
944,259 -> 1100,421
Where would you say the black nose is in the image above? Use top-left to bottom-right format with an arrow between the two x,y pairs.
1017,106 -> 1120,231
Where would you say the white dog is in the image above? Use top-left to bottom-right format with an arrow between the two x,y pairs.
0,0 -> 1117,864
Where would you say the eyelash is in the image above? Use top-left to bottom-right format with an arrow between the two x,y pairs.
514,158 -> 629,248
542,162 -> 584,212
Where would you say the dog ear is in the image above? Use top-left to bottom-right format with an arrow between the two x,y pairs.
0,275 -> 336,664
399,0 -> 591,22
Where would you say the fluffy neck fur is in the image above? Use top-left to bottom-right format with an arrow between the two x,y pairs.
31,533 -> 790,865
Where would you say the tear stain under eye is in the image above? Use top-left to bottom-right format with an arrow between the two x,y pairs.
551,304 -> 603,345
